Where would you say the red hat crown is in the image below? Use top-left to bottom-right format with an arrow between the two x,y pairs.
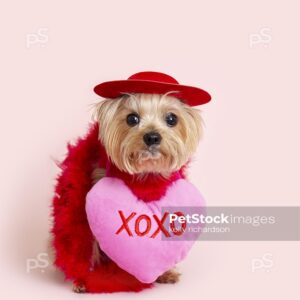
128,71 -> 179,84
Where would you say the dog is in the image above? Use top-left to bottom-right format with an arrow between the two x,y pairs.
51,72 -> 209,293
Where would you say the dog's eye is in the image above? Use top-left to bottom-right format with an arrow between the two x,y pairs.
126,113 -> 140,126
165,113 -> 178,127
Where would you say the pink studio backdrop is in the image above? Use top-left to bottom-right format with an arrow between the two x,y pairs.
0,1 -> 299,299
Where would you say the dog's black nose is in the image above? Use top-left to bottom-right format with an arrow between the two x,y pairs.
143,132 -> 162,146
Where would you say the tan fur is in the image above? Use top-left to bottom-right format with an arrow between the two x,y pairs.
73,284 -> 87,293
156,269 -> 181,284
94,93 -> 202,176
91,167 -> 106,184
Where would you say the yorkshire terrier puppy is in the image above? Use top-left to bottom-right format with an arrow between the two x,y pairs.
52,92 -> 203,293
92,93 -> 201,286
95,93 -> 202,176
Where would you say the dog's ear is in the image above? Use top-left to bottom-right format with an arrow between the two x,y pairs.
94,98 -> 123,141
94,98 -> 125,126
94,99 -> 115,123
184,105 -> 203,141
177,105 -> 203,157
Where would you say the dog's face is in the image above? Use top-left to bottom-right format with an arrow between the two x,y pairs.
95,93 -> 202,176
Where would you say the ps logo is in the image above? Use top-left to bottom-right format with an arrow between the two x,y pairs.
251,253 -> 274,272
26,28 -> 49,48
249,27 -> 272,48
26,252 -> 49,273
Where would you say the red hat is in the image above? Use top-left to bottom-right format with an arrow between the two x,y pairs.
94,71 -> 211,106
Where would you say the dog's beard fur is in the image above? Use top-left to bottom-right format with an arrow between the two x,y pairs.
94,93 -> 202,176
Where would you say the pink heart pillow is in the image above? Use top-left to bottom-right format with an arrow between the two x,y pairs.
86,177 -> 205,283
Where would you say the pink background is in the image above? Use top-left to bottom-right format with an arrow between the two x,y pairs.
1,0 -> 299,299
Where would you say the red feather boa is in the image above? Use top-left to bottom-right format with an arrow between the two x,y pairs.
51,123 -> 185,292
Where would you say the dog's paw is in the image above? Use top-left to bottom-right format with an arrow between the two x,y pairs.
72,284 -> 86,293
156,269 -> 181,284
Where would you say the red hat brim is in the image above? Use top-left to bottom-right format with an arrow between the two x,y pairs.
94,79 -> 211,106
